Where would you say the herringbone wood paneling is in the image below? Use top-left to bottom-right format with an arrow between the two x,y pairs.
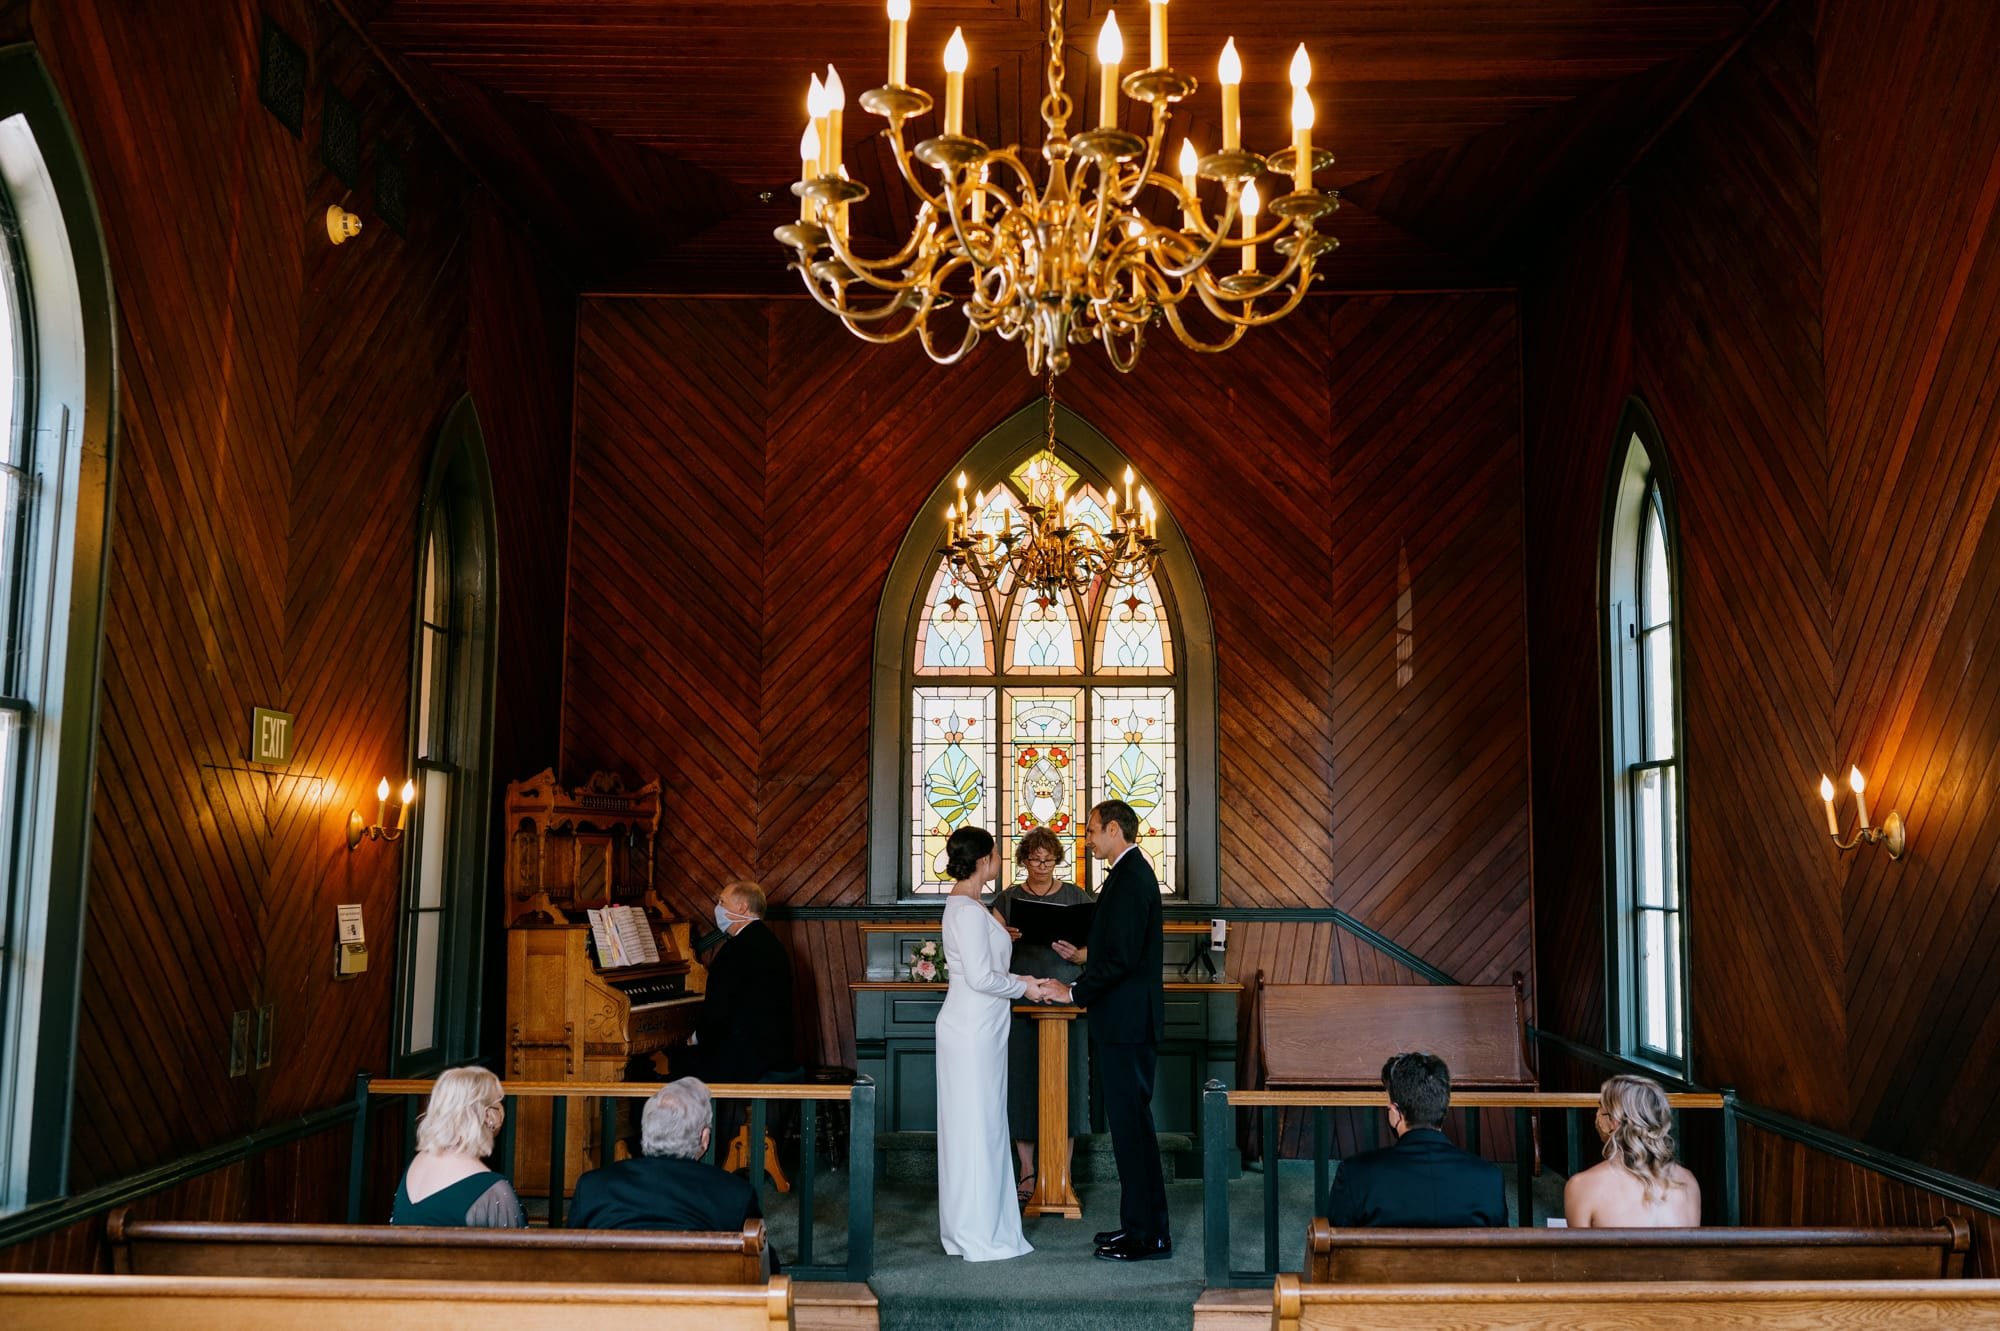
564,294 -> 1531,1068
1527,0 -> 2000,1192
21,0 -> 571,1198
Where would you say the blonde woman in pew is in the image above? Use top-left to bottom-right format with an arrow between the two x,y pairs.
392,1066 -> 526,1227
1563,1074 -> 1701,1227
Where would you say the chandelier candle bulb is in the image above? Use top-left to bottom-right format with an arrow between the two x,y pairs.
1241,179 -> 1260,271
1150,0 -> 1168,69
1819,774 -> 1839,835
808,73 -> 829,172
1291,87 -> 1315,191
1179,138 -> 1199,220
887,0 -> 910,86
1218,38 -> 1242,151
1849,766 -> 1870,828
825,66 -> 846,174
798,122 -> 819,219
1098,12 -> 1123,129
971,165 -> 986,223
943,27 -> 968,136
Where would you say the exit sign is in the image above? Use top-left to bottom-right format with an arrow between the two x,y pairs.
251,707 -> 294,765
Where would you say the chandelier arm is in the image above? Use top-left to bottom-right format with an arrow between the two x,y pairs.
1110,102 -> 1171,207
881,123 -> 950,214
794,270 -> 914,325
1162,293 -> 1252,352
821,222 -> 944,292
916,313 -> 985,365
940,177 -> 1003,270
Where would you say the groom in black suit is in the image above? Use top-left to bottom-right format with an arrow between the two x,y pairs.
1052,798 -> 1169,1261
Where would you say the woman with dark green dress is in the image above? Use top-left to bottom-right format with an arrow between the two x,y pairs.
391,1066 -> 526,1227
991,827 -> 1092,1204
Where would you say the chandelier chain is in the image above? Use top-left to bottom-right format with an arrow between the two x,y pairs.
1040,0 -> 1070,141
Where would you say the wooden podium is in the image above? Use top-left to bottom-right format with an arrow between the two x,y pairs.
1020,1005 -> 1085,1218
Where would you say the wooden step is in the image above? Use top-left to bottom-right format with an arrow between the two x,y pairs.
796,1280 -> 879,1331
1193,1286 -> 1271,1331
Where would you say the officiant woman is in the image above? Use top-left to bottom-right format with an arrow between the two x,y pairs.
992,827 -> 1094,1205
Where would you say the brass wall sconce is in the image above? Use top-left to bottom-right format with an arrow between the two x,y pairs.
1818,766 -> 1906,859
326,205 -> 362,245
348,777 -> 415,850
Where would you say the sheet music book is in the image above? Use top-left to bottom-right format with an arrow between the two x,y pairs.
588,905 -> 659,967
1009,897 -> 1097,949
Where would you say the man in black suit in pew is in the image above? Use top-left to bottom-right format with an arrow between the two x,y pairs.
1049,798 -> 1170,1261
1328,1051 -> 1507,1228
570,1079 -> 760,1231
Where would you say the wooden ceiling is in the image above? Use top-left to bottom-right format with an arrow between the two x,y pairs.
352,0 -> 1762,291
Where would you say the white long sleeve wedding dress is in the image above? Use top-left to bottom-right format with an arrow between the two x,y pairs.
935,895 -> 1034,1261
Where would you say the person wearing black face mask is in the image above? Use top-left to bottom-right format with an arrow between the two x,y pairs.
682,881 -> 795,1087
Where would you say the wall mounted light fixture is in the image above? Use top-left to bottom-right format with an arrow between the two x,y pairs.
326,205 -> 362,245
348,777 -> 415,850
1818,766 -> 1906,859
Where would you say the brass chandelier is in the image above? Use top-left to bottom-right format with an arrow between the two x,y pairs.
940,378 -> 1161,598
774,0 -> 1338,376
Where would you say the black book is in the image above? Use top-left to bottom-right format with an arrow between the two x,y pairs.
1009,896 -> 1097,948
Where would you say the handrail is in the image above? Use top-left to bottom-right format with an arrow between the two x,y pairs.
347,1073 -> 876,1283
0,1099 -> 358,1250
1225,1089 -> 1725,1110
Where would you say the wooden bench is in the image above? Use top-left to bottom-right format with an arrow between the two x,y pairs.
0,1273 -> 793,1329
1305,1218 -> 1970,1283
1270,1275 -> 2000,1331
106,1208 -> 772,1283
1255,979 -> 1534,1093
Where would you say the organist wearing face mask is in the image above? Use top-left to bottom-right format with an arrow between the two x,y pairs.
683,881 -> 796,1086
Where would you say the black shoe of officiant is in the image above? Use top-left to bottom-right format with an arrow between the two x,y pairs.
1092,1229 -> 1126,1246
1095,1235 -> 1172,1262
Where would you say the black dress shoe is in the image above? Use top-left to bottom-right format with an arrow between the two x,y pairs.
1095,1235 -> 1172,1262
1092,1229 -> 1127,1246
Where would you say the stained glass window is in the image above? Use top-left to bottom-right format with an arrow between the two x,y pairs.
914,559 -> 993,675
912,688 -> 997,892
907,447 -> 1183,895
1093,688 -> 1177,889
1094,574 -> 1174,674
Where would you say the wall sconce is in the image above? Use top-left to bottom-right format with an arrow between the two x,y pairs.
1818,766 -> 1906,859
347,777 -> 415,850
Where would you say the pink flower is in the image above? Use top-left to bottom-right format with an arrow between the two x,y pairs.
913,960 -> 937,980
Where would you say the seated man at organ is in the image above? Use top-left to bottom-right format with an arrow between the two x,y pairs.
685,880 -> 796,1083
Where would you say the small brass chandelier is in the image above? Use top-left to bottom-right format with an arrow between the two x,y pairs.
941,379 -> 1161,598
775,0 -> 1338,376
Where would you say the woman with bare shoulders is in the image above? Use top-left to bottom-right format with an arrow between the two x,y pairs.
1563,1075 -> 1701,1227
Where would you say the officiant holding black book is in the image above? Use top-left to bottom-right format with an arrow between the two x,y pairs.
991,826 -> 1093,1206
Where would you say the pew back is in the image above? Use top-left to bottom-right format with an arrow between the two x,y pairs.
1257,982 -> 1532,1088
106,1209 -> 772,1284
1305,1219 -> 1970,1283
1272,1274 -> 2000,1331
0,1273 -> 793,1330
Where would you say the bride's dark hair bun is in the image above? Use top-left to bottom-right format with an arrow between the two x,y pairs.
944,826 -> 996,881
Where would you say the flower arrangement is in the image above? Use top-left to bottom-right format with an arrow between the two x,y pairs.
909,938 -> 947,983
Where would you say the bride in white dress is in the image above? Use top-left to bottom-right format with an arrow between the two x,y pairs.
936,826 -> 1053,1261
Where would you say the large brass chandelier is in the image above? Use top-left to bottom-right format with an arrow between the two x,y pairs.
940,378 -> 1161,598
774,0 -> 1338,376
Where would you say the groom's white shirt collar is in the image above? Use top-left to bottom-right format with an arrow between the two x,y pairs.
1109,843 -> 1138,870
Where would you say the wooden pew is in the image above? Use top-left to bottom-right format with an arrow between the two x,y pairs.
106,1208 -> 772,1283
1256,980 -> 1534,1093
1271,1274 -> 2000,1331
1305,1218 -> 1970,1283
0,1273 -> 793,1329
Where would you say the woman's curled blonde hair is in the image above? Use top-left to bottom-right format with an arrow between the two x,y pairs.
1599,1074 -> 1683,1202
416,1066 -> 503,1158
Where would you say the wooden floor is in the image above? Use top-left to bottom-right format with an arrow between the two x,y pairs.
797,1281 -> 879,1330
1194,1287 -> 1271,1330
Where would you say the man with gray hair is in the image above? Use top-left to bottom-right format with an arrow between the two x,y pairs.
569,1078 -> 760,1231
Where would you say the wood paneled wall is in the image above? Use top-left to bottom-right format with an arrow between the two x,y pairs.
9,0 -> 572,1227
1525,0 -> 2000,1189
564,293 -> 1531,1068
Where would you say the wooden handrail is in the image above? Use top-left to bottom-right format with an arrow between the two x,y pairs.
1225,1089 -> 1726,1110
365,1079 -> 855,1101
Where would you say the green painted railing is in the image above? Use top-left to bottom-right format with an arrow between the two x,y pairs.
347,1074 -> 876,1282
1198,1080 -> 1737,1288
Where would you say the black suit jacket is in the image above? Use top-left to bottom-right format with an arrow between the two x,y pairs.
1326,1127 -> 1507,1228
569,1154 -> 760,1231
1070,847 -> 1164,1044
696,920 -> 794,1082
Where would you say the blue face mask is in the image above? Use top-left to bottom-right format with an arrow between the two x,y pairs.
715,903 -> 748,931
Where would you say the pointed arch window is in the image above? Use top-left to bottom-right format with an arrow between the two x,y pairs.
1604,408 -> 1690,1071
875,402 -> 1216,903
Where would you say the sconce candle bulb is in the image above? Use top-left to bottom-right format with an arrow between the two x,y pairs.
349,775 -> 415,850
1818,763 -> 1906,859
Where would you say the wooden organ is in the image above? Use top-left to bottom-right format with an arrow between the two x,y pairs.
503,768 -> 700,1192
